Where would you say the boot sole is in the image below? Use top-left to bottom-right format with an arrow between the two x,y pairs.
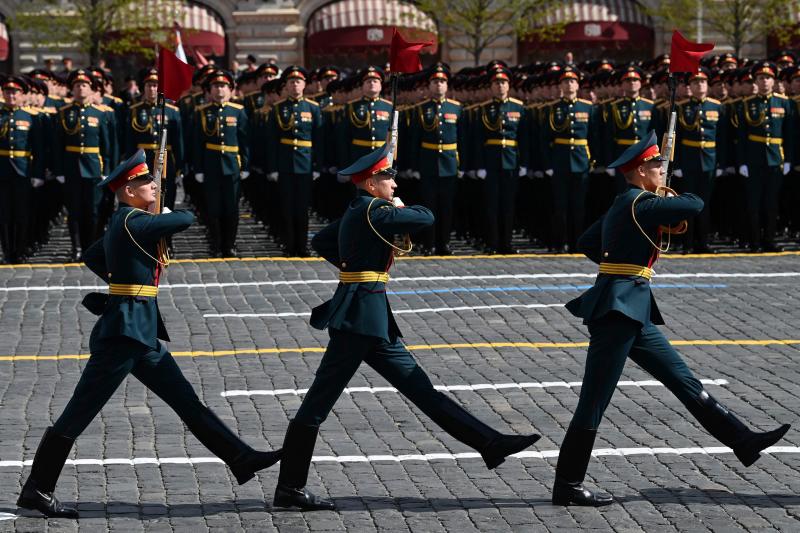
17,495 -> 79,518
272,494 -> 334,511
483,434 -> 541,470
551,495 -> 614,507
735,423 -> 791,467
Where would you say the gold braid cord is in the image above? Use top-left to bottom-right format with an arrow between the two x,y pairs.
130,108 -> 152,133
548,105 -> 569,133
274,102 -> 295,131
200,108 -> 219,137
481,104 -> 503,132
612,100 -> 634,130
418,104 -> 439,132
60,107 -> 81,136
349,102 -> 371,128
743,100 -> 766,127
124,209 -> 170,267
677,102 -> 700,132
630,188 -> 687,254
366,197 -> 412,256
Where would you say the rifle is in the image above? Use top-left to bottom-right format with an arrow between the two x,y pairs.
150,92 -> 171,266
656,75 -> 688,239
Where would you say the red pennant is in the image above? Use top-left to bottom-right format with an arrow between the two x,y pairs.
389,28 -> 432,74
158,48 -> 195,101
669,30 -> 714,73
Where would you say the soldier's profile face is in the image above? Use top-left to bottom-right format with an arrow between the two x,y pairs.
367,174 -> 397,201
123,178 -> 157,207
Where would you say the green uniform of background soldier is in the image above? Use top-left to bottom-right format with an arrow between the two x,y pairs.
272,120 -> 540,511
552,132 -> 790,507
17,150 -> 281,519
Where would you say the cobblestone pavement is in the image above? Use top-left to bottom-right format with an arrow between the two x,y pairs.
0,252 -> 799,532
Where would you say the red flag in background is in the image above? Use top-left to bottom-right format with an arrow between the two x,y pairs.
389,28 -> 433,73
670,30 -> 714,73
158,47 -> 194,101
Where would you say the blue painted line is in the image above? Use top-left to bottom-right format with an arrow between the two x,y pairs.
387,284 -> 727,295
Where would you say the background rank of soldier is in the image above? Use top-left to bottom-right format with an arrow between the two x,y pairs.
0,76 -> 44,264
124,67 -> 184,213
473,66 -> 528,254
736,61 -> 795,252
54,69 -> 113,261
263,66 -> 323,257
409,63 -> 462,256
673,67 -> 725,254
192,69 -> 249,258
243,63 -> 278,118
542,66 -> 598,252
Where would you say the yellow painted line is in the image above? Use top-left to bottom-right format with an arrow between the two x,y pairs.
5,250 -> 798,269
2,339 -> 798,362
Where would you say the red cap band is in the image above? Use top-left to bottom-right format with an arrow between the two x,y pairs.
619,144 -> 661,174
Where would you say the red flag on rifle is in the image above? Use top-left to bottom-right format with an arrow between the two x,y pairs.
669,30 -> 714,73
158,47 -> 194,101
389,28 -> 433,74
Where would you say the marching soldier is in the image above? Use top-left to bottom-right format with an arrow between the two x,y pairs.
673,67 -> 725,253
409,64 -> 462,255
736,62 -> 795,252
542,66 -> 598,252
264,66 -> 323,257
0,76 -> 44,263
54,69 -> 113,260
124,67 -> 184,212
473,66 -> 528,254
272,138 -> 540,511
553,132 -> 790,507
192,69 -> 249,257
16,150 -> 282,519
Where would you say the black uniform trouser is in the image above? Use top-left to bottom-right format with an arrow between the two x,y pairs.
0,177 -> 32,262
52,334 -> 251,463
279,328 -> 502,487
678,170 -> 715,249
551,171 -> 589,250
203,172 -> 240,252
420,175 -> 456,251
484,169 -> 518,251
278,172 -> 312,256
745,164 -> 782,247
64,175 -> 102,251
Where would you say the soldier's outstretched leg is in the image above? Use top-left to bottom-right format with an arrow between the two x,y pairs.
16,427 -> 78,518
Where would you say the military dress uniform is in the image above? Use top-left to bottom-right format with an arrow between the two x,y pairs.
265,67 -> 323,257
604,91 -> 656,192
54,70 -> 113,259
542,69 -> 597,251
272,141 -> 539,511
474,68 -> 528,254
0,76 -> 44,263
674,75 -> 724,253
336,67 -> 393,169
409,88 -> 462,254
553,133 -> 791,507
192,70 -> 249,257
736,62 -> 795,251
16,150 -> 281,519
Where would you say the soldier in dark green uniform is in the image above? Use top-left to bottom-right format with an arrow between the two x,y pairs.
273,138 -> 540,511
124,67 -> 184,212
0,76 -> 44,263
552,133 -> 790,507
673,67 -> 725,253
736,61 -> 795,252
192,70 -> 249,257
54,69 -> 113,260
542,66 -> 598,252
474,66 -> 528,254
16,150 -> 281,519
409,64 -> 462,255
264,66 -> 323,257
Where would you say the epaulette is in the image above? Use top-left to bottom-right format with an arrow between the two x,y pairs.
304,98 -> 319,107
93,103 -> 113,112
742,95 -> 758,103
225,101 -> 244,109
196,102 -> 212,111
274,97 -> 287,106
638,97 -> 655,104
107,95 -> 122,103
576,98 -> 592,105
478,99 -> 493,107
706,97 -> 721,105
21,106 -> 39,115
60,102 -> 75,112
130,101 -> 145,109
63,97 -> 73,104
345,97 -> 361,105
773,92 -> 788,99
323,104 -> 341,113
165,102 -> 179,111
506,97 -> 523,105
244,90 -> 260,97
41,106 -> 57,114
51,95 -> 63,101
726,96 -> 741,103
676,98 -> 690,106
181,95 -> 193,103
446,98 -> 461,106
379,98 -> 392,105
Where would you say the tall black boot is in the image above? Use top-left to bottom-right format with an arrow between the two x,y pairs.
17,427 -> 78,518
552,427 -> 613,506
186,408 -> 281,485
221,215 -> 238,258
685,390 -> 791,467
207,219 -> 222,258
274,420 -> 334,511
421,392 -> 540,469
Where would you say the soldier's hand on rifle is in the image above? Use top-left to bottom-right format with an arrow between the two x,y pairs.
738,165 -> 749,178
267,172 -> 279,182
240,171 -> 250,180
195,173 -> 205,183
518,166 -> 527,177
545,169 -> 554,177
783,162 -> 791,176
162,207 -> 172,214
605,168 -> 615,177
313,171 -> 320,180
476,169 -> 487,179
55,175 -> 65,184
31,178 -> 44,188
672,169 -> 683,178
391,197 -> 405,208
